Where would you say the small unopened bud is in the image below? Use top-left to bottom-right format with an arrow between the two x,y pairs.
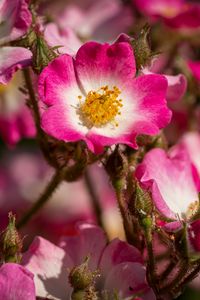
69,257 -> 94,290
31,33 -> 57,73
0,212 -> 22,263
132,24 -> 153,71
135,182 -> 153,218
105,147 -> 128,191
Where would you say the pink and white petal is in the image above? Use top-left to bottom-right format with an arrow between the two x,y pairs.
87,74 -> 171,152
22,236 -> 73,300
99,238 -> 142,278
38,54 -> 81,106
187,60 -> 200,82
0,47 -> 32,84
179,132 -> 200,177
135,148 -> 199,220
165,74 -> 187,102
75,41 -> 136,93
131,74 -> 172,133
0,0 -> 32,44
44,23 -> 82,56
59,223 -> 107,271
41,104 -> 88,144
87,131 -> 138,154
103,262 -> 153,299
0,263 -> 35,300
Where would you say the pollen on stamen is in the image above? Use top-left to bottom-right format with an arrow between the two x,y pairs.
77,85 -> 123,128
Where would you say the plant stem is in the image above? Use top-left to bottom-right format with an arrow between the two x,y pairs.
144,227 -> 158,295
115,189 -> 136,245
23,68 -> 43,137
84,169 -> 104,229
17,169 -> 63,229
172,260 -> 200,295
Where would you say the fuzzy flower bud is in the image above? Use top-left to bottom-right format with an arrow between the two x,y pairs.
132,24 -> 153,71
0,212 -> 22,263
31,32 -> 58,74
69,256 -> 94,291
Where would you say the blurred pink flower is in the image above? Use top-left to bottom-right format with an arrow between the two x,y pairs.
0,70 -> 36,146
0,0 -> 31,44
133,0 -> 200,29
44,0 -> 134,42
38,40 -> 171,154
22,223 -> 155,300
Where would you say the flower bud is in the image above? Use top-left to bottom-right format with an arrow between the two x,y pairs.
69,257 -> 94,291
105,147 -> 128,191
135,182 -> 153,218
132,24 -> 153,71
31,33 -> 58,73
0,212 -> 22,263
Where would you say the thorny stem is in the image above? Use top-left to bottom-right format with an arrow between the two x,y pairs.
115,189 -> 135,245
23,68 -> 44,138
17,169 -> 64,229
84,169 -> 105,230
172,260 -> 200,295
159,259 -> 178,283
144,227 -> 159,297
160,260 -> 189,296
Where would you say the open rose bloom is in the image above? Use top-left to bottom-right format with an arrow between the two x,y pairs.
39,40 -> 171,153
1,0 -> 200,299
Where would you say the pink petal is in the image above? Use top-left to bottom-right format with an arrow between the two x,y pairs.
44,23 -> 82,56
41,104 -> 87,144
22,236 -> 73,300
177,132 -> 200,188
0,263 -> 35,300
135,148 -> 199,220
59,223 -> 107,271
132,74 -> 172,134
0,0 -> 31,44
188,220 -> 200,253
99,238 -> 143,278
38,54 -> 80,106
75,41 -> 136,93
0,47 -> 32,84
103,262 -> 154,299
164,74 -> 187,102
187,60 -> 200,82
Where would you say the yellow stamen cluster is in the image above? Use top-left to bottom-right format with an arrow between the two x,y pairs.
78,85 -> 123,128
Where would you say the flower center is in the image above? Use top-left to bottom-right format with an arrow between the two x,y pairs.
78,85 -> 123,128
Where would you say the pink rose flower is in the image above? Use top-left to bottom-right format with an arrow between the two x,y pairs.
135,148 -> 199,226
133,0 -> 200,30
0,0 -> 31,44
0,263 -> 35,300
22,223 -> 155,300
42,0 -> 133,42
38,40 -> 171,154
0,70 -> 36,146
